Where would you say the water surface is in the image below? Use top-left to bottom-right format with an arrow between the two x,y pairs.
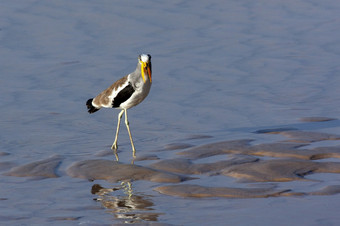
1,0 -> 340,225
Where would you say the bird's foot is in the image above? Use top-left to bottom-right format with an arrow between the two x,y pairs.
111,143 -> 118,150
111,143 -> 119,161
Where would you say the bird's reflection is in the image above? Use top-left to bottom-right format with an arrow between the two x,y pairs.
91,180 -> 161,223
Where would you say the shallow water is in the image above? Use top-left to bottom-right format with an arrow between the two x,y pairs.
1,0 -> 340,225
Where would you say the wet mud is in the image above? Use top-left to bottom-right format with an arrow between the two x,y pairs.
67,159 -> 190,183
3,155 -> 62,178
2,128 -> 340,199
155,184 -> 291,198
150,155 -> 258,175
222,159 -> 340,182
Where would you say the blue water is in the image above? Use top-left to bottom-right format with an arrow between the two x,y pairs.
1,0 -> 340,225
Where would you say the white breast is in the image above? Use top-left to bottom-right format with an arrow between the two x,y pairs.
119,75 -> 151,109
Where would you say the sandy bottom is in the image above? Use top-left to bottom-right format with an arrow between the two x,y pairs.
2,118 -> 340,224
3,127 -> 340,194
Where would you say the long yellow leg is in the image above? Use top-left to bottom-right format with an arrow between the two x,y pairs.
111,109 -> 124,151
121,181 -> 133,198
124,109 -> 136,157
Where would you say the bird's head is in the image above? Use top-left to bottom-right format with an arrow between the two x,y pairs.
138,54 -> 152,83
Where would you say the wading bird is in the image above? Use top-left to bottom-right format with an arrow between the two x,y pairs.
86,54 -> 152,157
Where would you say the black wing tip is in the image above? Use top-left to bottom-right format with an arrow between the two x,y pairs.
86,98 -> 99,114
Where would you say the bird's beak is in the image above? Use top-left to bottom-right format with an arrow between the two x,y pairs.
140,61 -> 152,83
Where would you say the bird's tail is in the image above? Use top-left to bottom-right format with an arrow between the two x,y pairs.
86,98 -> 100,114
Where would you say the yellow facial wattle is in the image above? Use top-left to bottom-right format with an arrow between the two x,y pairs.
140,61 -> 151,83
140,61 -> 146,83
